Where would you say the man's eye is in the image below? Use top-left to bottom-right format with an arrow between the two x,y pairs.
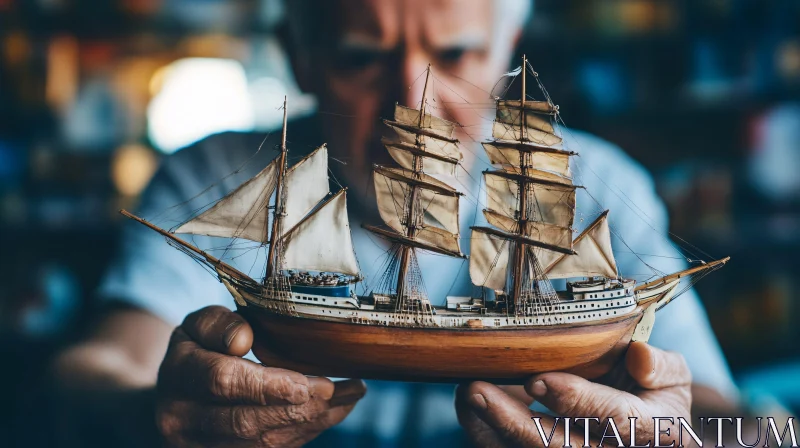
334,49 -> 382,70
437,48 -> 466,65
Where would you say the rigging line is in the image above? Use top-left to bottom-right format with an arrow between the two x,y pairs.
605,175 -> 701,260
219,174 -> 278,260
454,163 -> 494,208
445,258 -> 467,297
327,159 -> 347,190
580,183 -> 663,277
247,244 -> 263,278
316,110 -> 358,118
615,251 -> 687,259
381,177 -> 406,227
430,73 -> 497,126
555,114 -> 705,263
448,71 -> 496,99
157,132 -> 274,228
613,184 -> 714,260
463,163 -> 482,229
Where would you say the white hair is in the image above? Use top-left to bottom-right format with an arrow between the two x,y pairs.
497,0 -> 533,31
285,0 -> 534,51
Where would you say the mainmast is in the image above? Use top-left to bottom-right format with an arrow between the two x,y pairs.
395,64 -> 431,299
265,96 -> 289,280
511,55 -> 528,305
364,63 -> 465,311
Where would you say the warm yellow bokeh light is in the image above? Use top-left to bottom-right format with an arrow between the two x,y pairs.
111,143 -> 158,196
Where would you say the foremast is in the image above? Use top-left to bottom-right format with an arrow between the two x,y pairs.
394,64 -> 431,301
364,64 -> 465,313
265,96 -> 289,281
134,96 -> 360,302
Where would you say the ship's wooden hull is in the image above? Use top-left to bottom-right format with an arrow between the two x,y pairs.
240,305 -> 646,383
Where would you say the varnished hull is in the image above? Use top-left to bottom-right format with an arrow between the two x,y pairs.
240,305 -> 645,382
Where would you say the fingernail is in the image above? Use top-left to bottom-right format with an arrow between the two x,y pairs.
222,320 -> 243,348
531,380 -> 547,398
469,393 -> 488,410
329,391 -> 366,408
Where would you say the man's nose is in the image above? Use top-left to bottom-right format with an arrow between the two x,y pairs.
400,56 -> 433,109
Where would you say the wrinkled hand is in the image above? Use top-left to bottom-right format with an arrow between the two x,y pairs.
155,306 -> 366,447
456,342 -> 692,447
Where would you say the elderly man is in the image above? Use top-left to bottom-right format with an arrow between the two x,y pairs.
53,1 -> 738,446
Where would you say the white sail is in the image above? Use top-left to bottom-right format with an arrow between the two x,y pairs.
281,190 -> 360,276
492,99 -> 562,149
394,104 -> 456,139
282,145 -> 330,234
496,102 -> 555,134
374,166 -> 461,253
482,142 -> 572,178
174,159 -> 279,243
483,209 -> 572,252
538,212 -> 618,279
492,121 -> 563,148
415,226 -> 461,255
386,124 -> 462,174
497,99 -> 557,115
469,228 -> 511,290
484,171 -> 576,228
385,141 -> 457,175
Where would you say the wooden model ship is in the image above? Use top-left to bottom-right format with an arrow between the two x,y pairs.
122,57 -> 729,382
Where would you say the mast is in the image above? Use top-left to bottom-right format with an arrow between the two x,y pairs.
395,64 -> 431,300
511,55 -> 528,306
265,96 -> 289,280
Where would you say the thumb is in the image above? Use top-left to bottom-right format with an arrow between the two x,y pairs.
625,342 -> 692,390
181,305 -> 253,356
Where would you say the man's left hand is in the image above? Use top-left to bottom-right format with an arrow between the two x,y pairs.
455,341 -> 692,447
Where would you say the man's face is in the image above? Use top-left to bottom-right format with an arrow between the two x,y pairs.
295,0 -> 521,193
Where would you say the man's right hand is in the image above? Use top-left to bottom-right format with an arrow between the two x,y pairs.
155,306 -> 366,447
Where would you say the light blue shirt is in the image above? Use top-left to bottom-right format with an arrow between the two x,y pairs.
100,125 -> 737,447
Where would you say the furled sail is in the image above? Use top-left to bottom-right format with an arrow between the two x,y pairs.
492,122 -> 563,149
491,99 -> 563,149
373,166 -> 461,254
282,145 -> 330,234
497,99 -> 557,115
281,190 -> 360,276
384,139 -> 458,175
394,104 -> 456,139
384,124 -> 462,175
538,211 -> 618,279
482,209 -> 572,251
174,159 -> 279,243
483,171 -> 576,229
482,142 -> 573,177
469,228 -> 511,290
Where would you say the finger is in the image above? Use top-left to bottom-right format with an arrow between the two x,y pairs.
525,372 -> 640,423
460,381 -> 549,447
626,342 -> 692,390
181,306 -> 253,356
161,330 -> 311,405
500,385 -> 535,406
328,379 -> 368,407
455,384 -> 507,448
204,404 -> 358,448
163,391 -> 365,440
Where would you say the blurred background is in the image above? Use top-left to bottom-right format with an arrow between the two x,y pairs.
1,0 -> 799,442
